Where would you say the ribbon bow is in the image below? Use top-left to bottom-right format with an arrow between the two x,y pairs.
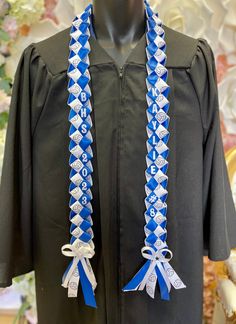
122,246 -> 186,300
61,243 -> 97,307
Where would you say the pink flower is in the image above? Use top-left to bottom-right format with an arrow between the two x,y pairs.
43,0 -> 58,22
2,16 -> 19,39
216,54 -> 234,84
0,90 -> 11,114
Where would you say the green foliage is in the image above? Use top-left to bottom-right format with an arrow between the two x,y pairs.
0,112 -> 9,130
0,77 -> 11,93
0,29 -> 10,42
12,272 -> 37,323
13,299 -> 30,324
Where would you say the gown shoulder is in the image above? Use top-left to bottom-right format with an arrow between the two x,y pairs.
26,24 -> 212,73
162,24 -> 215,71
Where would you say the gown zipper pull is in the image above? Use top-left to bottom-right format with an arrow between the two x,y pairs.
119,66 -> 123,78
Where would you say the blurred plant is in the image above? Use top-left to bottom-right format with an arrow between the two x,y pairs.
0,0 -> 48,130
12,272 -> 37,324
0,56 -> 11,130
0,126 -> 6,175
0,1 -> 11,129
8,0 -> 44,25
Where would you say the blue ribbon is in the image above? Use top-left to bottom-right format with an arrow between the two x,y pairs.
78,261 -> 97,308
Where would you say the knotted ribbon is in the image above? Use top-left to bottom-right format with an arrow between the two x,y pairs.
61,242 -> 97,305
62,2 -> 97,308
62,0 -> 186,308
122,0 -> 186,299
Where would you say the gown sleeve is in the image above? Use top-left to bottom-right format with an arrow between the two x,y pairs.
0,44 -> 52,287
187,38 -> 236,261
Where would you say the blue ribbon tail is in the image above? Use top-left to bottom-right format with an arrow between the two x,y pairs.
122,260 -> 151,291
78,261 -> 97,308
155,265 -> 170,301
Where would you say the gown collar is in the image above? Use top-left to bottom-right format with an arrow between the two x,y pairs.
33,21 -> 199,75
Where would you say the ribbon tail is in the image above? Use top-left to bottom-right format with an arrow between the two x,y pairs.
62,257 -> 97,308
155,261 -> 186,300
156,261 -> 171,292
145,270 -> 158,298
68,269 -> 80,298
122,259 -> 170,300
78,259 -> 97,308
155,262 -> 170,300
122,260 -> 152,291
122,258 -> 186,301
62,257 -> 79,289
162,262 -> 187,290
83,258 -> 97,290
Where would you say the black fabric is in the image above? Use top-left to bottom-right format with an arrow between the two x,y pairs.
0,23 -> 236,324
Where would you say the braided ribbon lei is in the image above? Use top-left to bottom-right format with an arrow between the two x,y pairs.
62,3 -> 97,308
62,0 -> 186,308
122,1 -> 186,300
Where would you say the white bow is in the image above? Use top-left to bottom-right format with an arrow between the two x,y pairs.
61,243 -> 97,297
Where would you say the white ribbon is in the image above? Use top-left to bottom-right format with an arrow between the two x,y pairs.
138,246 -> 186,298
61,243 -> 97,297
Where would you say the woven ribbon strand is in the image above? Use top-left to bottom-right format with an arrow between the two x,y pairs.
62,0 -> 186,308
122,0 -> 186,300
61,3 -> 97,308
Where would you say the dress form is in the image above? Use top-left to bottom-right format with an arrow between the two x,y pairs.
92,0 -> 146,67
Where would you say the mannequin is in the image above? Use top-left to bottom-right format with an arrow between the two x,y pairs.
92,0 -> 145,67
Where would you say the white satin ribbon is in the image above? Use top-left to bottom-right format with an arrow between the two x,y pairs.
61,243 -> 97,297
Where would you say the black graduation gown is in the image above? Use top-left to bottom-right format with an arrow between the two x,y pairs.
0,23 -> 236,324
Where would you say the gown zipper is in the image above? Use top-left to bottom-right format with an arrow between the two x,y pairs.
118,65 -> 125,103
117,63 -> 125,324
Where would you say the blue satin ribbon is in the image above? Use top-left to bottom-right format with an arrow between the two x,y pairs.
78,261 -> 97,308
62,0 -> 186,307
122,0 -> 186,299
122,260 -> 170,301
62,2 -> 98,307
